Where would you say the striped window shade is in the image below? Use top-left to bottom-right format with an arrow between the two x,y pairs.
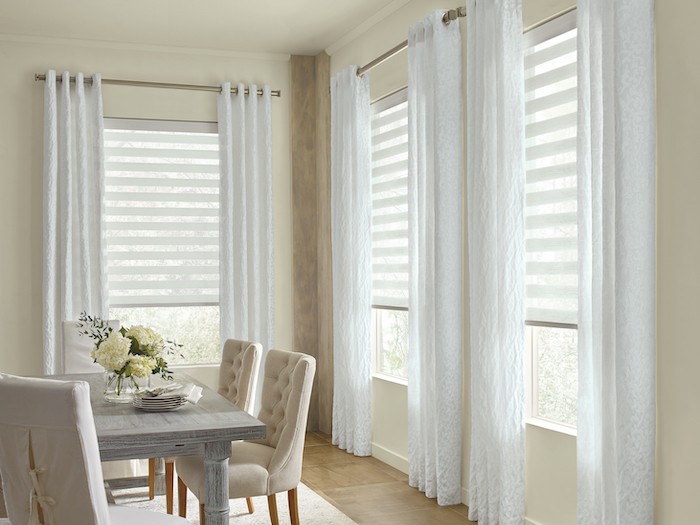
104,119 -> 220,308
371,89 -> 409,309
524,17 -> 578,326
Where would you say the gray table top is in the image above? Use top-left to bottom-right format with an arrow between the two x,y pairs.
53,372 -> 267,461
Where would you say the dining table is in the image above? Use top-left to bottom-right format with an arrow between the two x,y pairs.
53,372 -> 267,525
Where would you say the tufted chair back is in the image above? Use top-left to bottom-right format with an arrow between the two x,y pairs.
0,374 -> 110,525
217,339 -> 262,414
256,350 -> 315,493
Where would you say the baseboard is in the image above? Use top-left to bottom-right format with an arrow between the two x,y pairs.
371,445 -> 472,508
371,442 -> 409,474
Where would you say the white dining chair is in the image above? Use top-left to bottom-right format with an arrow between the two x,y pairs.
61,320 -> 120,375
176,349 -> 316,525
156,338 -> 262,514
0,373 -> 189,525
62,320 -> 147,483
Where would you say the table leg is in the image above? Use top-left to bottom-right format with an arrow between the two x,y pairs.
203,440 -> 231,525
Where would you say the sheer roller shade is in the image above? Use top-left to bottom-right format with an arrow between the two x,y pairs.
104,119 -> 220,308
524,24 -> 578,326
371,90 -> 409,309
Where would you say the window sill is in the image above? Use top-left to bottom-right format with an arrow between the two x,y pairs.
372,373 -> 408,387
526,417 -> 577,437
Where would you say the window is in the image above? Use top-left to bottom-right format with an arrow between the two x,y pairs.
104,119 -> 221,364
523,12 -> 578,428
370,89 -> 409,380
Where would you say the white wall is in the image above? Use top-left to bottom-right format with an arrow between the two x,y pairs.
656,0 -> 700,522
0,34 -> 293,389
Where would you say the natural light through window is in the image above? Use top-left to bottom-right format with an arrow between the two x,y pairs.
524,13 -> 578,429
104,119 -> 221,365
370,90 -> 409,381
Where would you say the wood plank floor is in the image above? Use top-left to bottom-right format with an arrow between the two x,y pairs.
302,432 -> 475,525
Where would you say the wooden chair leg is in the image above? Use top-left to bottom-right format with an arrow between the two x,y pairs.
165,460 -> 174,514
177,476 -> 187,518
288,487 -> 300,525
267,494 -> 279,525
199,503 -> 206,525
246,497 -> 255,514
148,458 -> 156,500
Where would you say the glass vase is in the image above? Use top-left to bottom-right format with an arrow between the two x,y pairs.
103,371 -> 138,403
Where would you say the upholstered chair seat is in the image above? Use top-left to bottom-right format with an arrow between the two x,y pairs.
176,349 -> 316,525
156,338 -> 262,514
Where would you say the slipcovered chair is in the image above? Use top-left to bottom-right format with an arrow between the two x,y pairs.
155,338 -> 262,514
0,373 -> 189,525
62,321 -> 146,484
176,349 -> 316,525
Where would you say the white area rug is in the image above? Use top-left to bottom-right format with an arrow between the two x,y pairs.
113,483 -> 357,525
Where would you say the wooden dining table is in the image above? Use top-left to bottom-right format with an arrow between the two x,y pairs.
53,372 -> 267,525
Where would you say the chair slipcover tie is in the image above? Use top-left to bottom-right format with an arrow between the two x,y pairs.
28,467 -> 56,525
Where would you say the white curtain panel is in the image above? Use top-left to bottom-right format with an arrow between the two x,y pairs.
406,11 -> 463,506
218,83 -> 274,413
576,1 -> 656,524
466,0 -> 526,523
43,70 -> 108,375
330,66 -> 372,456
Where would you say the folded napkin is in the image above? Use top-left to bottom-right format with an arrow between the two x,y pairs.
140,383 -> 203,405
178,383 -> 203,404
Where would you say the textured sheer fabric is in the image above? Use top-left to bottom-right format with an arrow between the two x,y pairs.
576,2 -> 656,524
406,11 -> 463,506
218,83 -> 274,413
43,70 -> 108,375
466,1 -> 526,523
330,66 -> 372,456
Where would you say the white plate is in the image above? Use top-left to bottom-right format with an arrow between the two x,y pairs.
133,398 -> 187,411
135,404 -> 186,412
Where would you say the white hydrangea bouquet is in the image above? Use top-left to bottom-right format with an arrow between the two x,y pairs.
77,312 -> 180,401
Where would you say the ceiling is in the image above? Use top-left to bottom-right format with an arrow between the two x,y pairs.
0,0 -> 407,56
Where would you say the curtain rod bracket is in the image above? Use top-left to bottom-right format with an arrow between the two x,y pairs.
442,6 -> 466,25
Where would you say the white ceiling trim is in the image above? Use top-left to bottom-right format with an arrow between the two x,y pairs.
325,0 -> 412,56
0,32 -> 291,61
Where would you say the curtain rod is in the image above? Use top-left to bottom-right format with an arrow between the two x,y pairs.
356,6 -> 466,77
34,74 -> 282,97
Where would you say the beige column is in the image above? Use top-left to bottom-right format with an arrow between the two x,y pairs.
290,52 -> 332,434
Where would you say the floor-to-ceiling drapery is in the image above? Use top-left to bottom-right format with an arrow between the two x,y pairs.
406,10 -> 463,506
43,70 -> 107,375
576,1 -> 656,523
466,0 -> 526,523
218,83 -> 274,413
330,66 -> 372,456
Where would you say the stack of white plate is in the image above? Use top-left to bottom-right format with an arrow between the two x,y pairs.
133,394 -> 187,412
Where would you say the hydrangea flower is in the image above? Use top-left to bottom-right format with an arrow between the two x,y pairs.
128,354 -> 158,378
91,331 -> 130,372
126,325 -> 165,356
